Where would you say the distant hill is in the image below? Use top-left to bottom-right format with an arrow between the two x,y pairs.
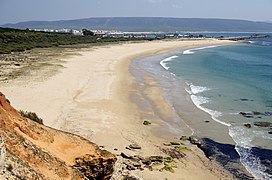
2,17 -> 272,32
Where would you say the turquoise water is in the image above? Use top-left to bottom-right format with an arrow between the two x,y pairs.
161,39 -> 272,179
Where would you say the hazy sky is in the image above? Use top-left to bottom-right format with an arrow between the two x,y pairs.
0,0 -> 272,24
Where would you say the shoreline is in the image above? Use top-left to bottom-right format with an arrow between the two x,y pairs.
0,39 -> 237,179
130,46 -> 256,179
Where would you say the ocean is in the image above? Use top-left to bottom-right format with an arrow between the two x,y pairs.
131,36 -> 272,179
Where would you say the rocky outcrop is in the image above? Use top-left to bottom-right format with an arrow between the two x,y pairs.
254,122 -> 272,127
0,92 -> 116,179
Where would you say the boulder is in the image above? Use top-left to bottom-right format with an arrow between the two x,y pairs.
121,152 -> 132,159
244,123 -> 251,128
149,156 -> 163,162
254,122 -> 272,127
129,143 -> 141,150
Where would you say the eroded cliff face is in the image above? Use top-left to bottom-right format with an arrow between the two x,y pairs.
0,92 -> 116,179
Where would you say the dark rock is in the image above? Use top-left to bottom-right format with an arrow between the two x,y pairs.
160,148 -> 186,159
129,144 -> 141,150
149,156 -> 163,162
121,152 -> 132,159
14,63 -> 20,66
124,175 -> 139,180
239,112 -> 253,116
126,164 -> 136,170
252,111 -> 262,115
254,122 -> 272,127
170,141 -> 180,145
141,158 -> 151,165
244,115 -> 254,118
124,160 -> 141,170
132,155 -> 143,161
205,120 -> 210,123
240,98 -> 249,101
244,123 -> 251,128
268,132 -> 272,134
114,148 -> 118,151
264,112 -> 272,116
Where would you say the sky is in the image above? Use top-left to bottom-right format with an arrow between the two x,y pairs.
0,0 -> 272,25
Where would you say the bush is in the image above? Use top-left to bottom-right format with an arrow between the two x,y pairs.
180,136 -> 187,141
164,156 -> 173,163
174,146 -> 189,151
19,110 -> 43,125
143,120 -> 151,125
164,165 -> 174,173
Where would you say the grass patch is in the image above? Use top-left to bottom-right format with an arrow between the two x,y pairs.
180,136 -> 187,141
19,110 -> 43,125
164,156 -> 173,163
170,141 -> 180,145
189,136 -> 198,144
164,165 -> 175,173
174,145 -> 189,151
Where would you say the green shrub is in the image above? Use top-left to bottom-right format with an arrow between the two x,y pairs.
164,165 -> 174,173
19,110 -> 43,125
180,136 -> 187,141
175,145 -> 189,151
0,27 -> 148,54
143,120 -> 151,125
164,156 -> 173,163
188,136 -> 198,144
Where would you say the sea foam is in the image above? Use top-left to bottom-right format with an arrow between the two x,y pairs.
183,45 -> 218,55
186,82 -> 231,127
229,127 -> 272,180
159,55 -> 178,70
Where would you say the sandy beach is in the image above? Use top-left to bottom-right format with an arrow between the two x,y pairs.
0,39 -> 236,179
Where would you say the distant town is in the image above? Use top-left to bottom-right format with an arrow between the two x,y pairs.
31,28 -> 208,39
30,28 -> 271,41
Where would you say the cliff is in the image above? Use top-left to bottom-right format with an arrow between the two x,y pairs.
0,92 -> 116,179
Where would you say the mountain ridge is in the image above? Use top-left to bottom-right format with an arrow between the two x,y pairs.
2,17 -> 272,32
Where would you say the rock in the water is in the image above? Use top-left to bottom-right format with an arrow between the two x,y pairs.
244,123 -> 251,128
253,111 -> 262,115
254,122 -> 272,127
268,132 -> 272,134
264,112 -> 272,116
129,143 -> 141,150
